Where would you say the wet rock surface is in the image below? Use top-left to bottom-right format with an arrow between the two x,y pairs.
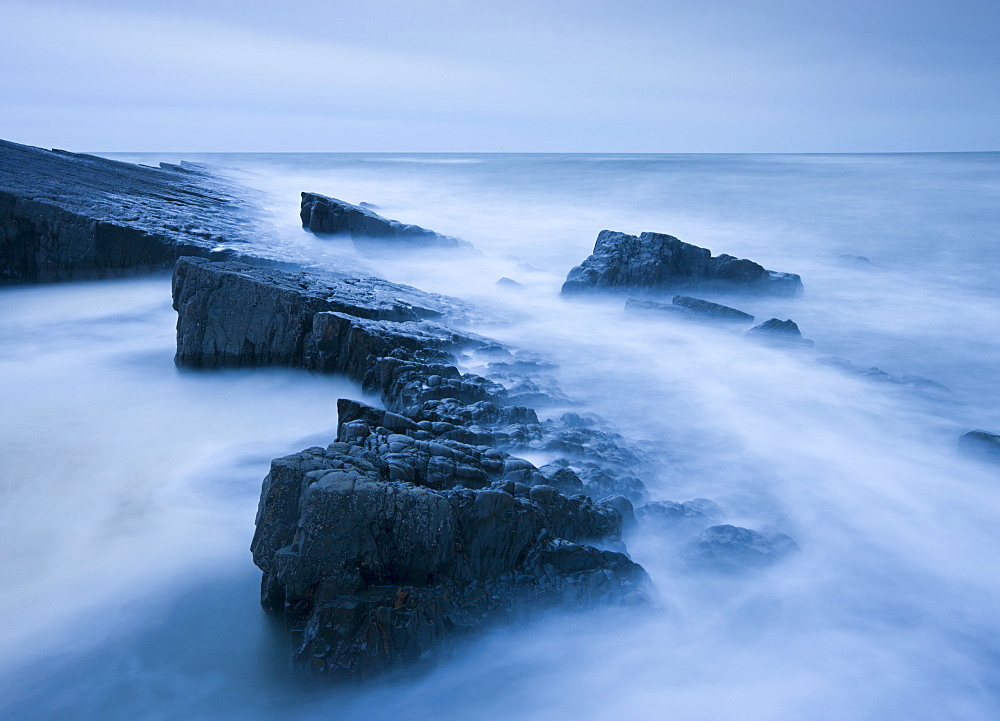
747,318 -> 814,345
173,257 -> 672,678
0,139 -> 285,283
172,257 -> 468,369
301,192 -> 468,249
626,295 -> 755,323
562,229 -> 802,297
250,406 -> 647,679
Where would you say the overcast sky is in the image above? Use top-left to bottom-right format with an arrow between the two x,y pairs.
2,0 -> 999,152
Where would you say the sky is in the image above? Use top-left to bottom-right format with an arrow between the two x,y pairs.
1,0 -> 999,152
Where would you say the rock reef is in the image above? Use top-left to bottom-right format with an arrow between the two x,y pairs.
300,192 -> 467,249
0,139 -> 282,283
562,230 -> 802,297
173,257 -> 660,678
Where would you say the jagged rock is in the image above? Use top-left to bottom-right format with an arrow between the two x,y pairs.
171,256 -> 663,676
626,295 -> 754,323
172,259 -> 648,502
300,192 -> 467,249
0,138 -> 287,284
635,498 -> 723,536
562,230 -> 802,297
250,403 -> 648,679
747,318 -> 814,345
959,430 -> 1000,462
172,257 -> 466,369
686,524 -> 799,572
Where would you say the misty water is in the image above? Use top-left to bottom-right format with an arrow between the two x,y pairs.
3,153 -> 1000,720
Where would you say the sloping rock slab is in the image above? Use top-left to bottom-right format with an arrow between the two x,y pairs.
172,257 -> 469,368
563,230 -> 802,296
301,192 -> 467,249
626,295 -> 754,323
0,139 -> 280,283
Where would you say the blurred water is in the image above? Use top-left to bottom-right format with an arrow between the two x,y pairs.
2,153 -> 1000,720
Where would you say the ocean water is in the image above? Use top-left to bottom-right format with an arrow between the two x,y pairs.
2,153 -> 999,720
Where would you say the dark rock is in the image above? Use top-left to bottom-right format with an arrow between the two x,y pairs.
300,192 -> 468,249
172,259 -> 648,502
172,257 -> 670,677
625,296 -> 754,323
172,257 -> 467,369
671,295 -> 754,322
686,524 -> 799,573
747,318 -> 814,345
0,138 -> 286,284
562,230 -> 802,297
959,430 -> 1000,462
838,254 -> 873,266
250,404 -> 648,679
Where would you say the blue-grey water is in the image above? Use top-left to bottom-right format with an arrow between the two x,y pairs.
2,153 -> 999,720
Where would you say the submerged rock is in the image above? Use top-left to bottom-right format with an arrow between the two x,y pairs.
496,277 -> 522,288
300,192 -> 468,249
686,524 -> 799,573
817,356 -> 948,393
747,318 -> 814,345
0,138 -> 283,284
626,295 -> 754,323
959,430 -> 1000,462
562,230 -> 802,297
635,498 -> 724,535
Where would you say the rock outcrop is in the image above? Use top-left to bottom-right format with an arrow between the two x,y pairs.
250,404 -> 647,679
747,318 -> 814,345
172,257 -> 463,369
173,258 -> 658,678
562,230 -> 802,297
0,139 -> 284,283
626,295 -> 755,323
959,430 -> 1000,462
300,192 -> 467,249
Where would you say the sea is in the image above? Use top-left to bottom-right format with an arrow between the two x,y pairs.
1,152 -> 999,720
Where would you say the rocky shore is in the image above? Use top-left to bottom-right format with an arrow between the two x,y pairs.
0,139 -> 290,283
2,140 -> 806,681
